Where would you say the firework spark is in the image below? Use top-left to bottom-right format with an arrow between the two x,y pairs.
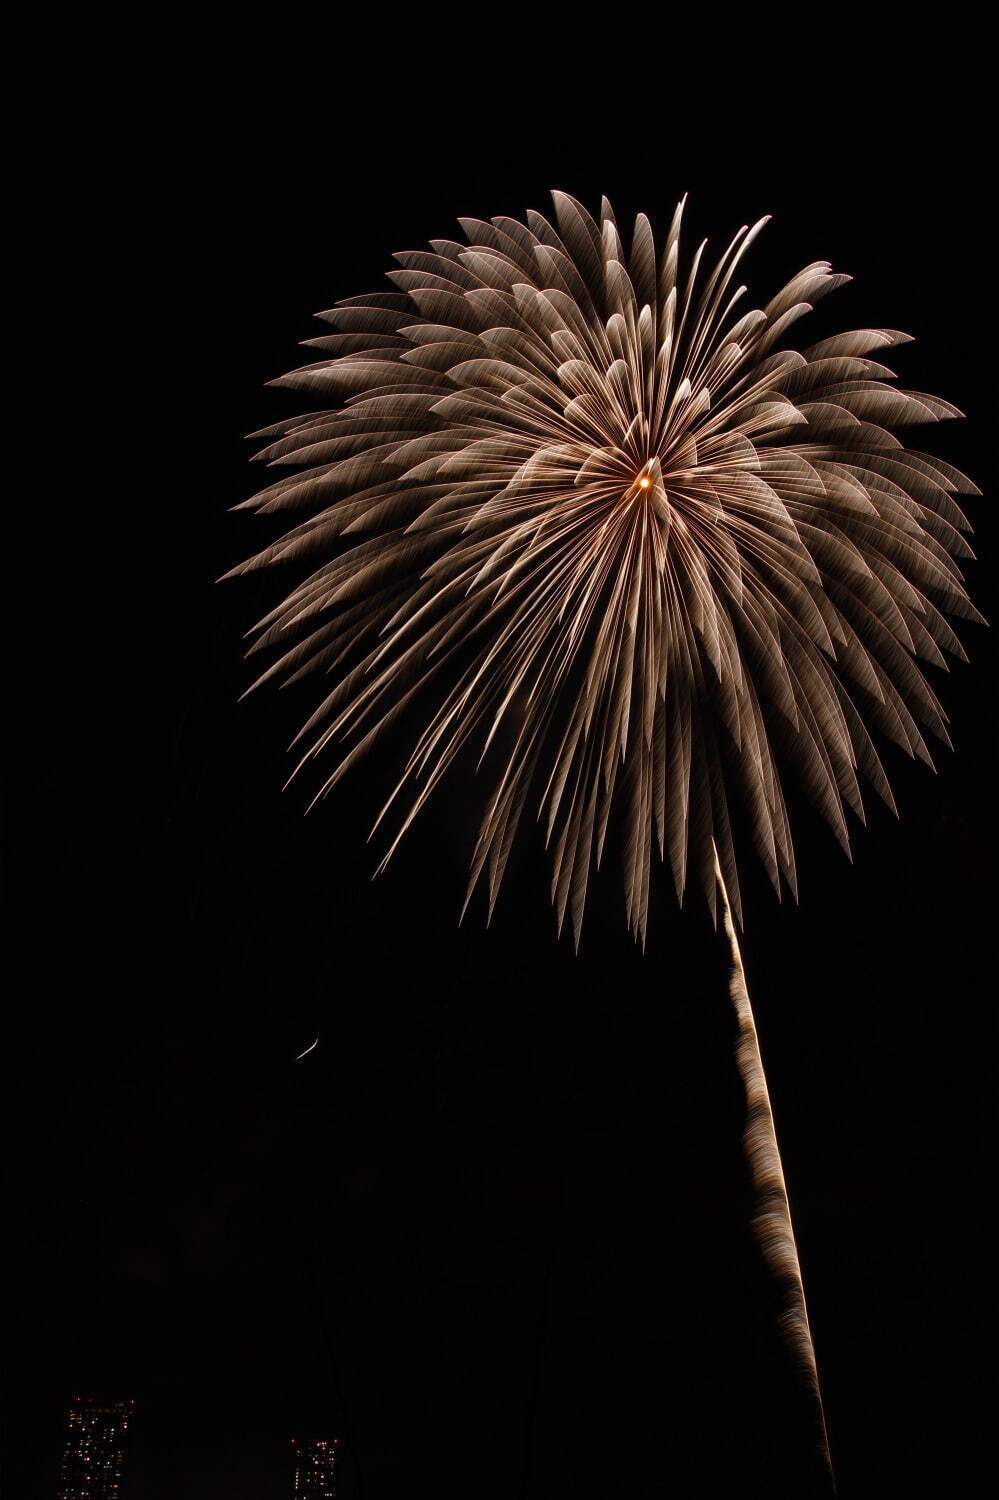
231,193 -> 978,946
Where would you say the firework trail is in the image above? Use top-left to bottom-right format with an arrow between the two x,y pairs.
714,842 -> 835,1484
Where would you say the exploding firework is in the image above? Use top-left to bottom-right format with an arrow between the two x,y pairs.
232,192 -> 978,947
230,193 -> 979,1482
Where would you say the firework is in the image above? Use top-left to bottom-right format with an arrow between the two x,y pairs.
232,193 -> 978,947
231,194 -> 979,1482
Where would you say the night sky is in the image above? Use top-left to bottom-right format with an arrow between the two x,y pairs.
6,42 -> 994,1499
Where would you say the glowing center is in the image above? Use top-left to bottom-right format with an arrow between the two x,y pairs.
638,476 -> 651,489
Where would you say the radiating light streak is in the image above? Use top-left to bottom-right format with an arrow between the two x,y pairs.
230,192 -> 979,946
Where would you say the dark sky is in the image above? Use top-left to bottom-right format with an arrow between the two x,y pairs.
6,37 -> 995,1500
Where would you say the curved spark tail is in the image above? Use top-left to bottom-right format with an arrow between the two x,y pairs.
713,847 -> 836,1489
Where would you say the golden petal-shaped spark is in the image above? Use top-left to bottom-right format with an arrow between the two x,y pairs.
233,194 -> 977,946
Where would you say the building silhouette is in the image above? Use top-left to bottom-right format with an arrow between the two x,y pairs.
290,1437 -> 340,1497
57,1397 -> 135,1500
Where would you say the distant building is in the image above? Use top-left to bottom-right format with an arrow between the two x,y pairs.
57,1398 -> 135,1500
290,1436 -> 340,1498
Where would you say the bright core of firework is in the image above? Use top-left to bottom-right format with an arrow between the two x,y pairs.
230,192 -> 978,946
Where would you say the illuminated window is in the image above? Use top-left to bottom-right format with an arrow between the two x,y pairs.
58,1399 -> 134,1500
290,1436 -> 340,1498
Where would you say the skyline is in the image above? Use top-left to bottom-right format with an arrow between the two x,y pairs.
50,1398 -> 341,1499
57,1398 -> 134,1500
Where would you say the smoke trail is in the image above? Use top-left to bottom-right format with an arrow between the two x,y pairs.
713,845 -> 836,1489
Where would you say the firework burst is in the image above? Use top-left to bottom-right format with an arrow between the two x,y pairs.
231,193 -> 978,947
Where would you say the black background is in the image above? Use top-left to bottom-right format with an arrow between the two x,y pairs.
6,34 -> 995,1499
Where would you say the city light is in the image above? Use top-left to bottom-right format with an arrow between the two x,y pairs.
57,1398 -> 134,1500
291,1436 -> 340,1498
